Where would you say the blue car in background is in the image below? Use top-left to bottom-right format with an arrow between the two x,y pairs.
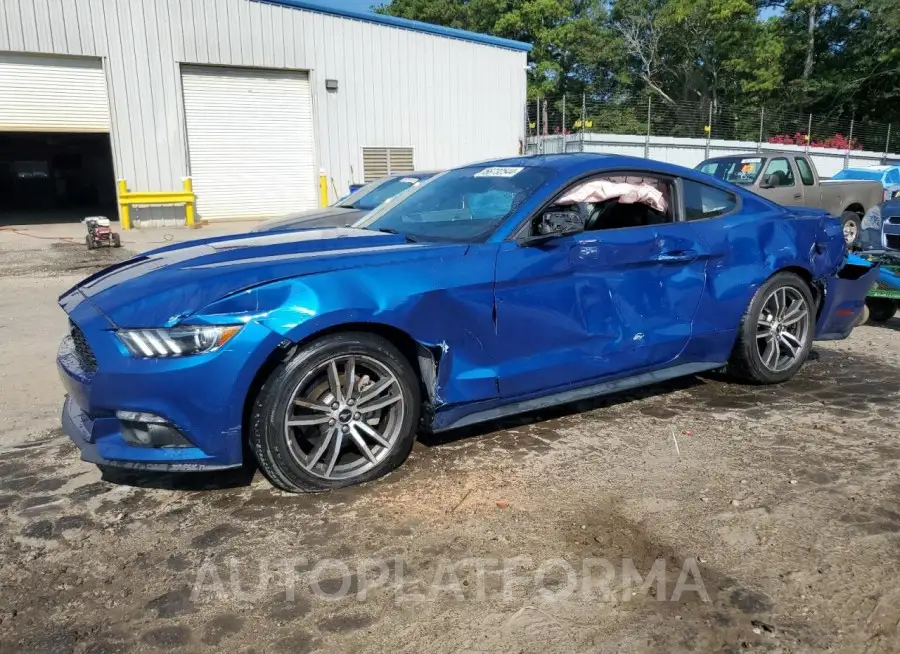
252,171 -> 437,233
57,154 -> 877,492
832,165 -> 900,202
859,197 -> 900,251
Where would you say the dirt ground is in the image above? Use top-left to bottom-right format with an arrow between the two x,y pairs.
1,230 -> 900,654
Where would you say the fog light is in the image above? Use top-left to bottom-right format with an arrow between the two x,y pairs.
116,411 -> 191,448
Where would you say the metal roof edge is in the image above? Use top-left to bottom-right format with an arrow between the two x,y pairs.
253,0 -> 533,52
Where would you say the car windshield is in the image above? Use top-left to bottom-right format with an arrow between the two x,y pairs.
697,157 -> 766,185
832,169 -> 884,182
356,165 -> 555,242
339,175 -> 428,211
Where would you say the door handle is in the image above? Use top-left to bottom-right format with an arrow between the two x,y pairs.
793,193 -> 803,199
656,250 -> 698,263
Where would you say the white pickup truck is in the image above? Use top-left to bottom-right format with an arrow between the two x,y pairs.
697,151 -> 884,244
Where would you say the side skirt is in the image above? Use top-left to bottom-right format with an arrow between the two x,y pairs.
432,361 -> 726,433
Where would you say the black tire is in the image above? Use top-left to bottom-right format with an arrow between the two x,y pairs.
249,332 -> 421,493
866,298 -> 897,323
85,235 -> 95,250
727,272 -> 815,384
841,211 -> 861,246
112,233 -> 121,248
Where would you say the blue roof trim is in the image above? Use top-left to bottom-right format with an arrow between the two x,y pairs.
254,0 -> 533,52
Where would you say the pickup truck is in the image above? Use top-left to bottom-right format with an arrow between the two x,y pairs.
696,151 -> 884,244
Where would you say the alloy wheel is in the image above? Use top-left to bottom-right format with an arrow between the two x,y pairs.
756,286 -> 810,373
843,218 -> 859,244
283,354 -> 405,481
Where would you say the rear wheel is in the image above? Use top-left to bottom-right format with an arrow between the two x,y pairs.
249,332 -> 421,493
85,235 -> 95,250
866,298 -> 897,323
841,211 -> 861,246
727,272 -> 814,384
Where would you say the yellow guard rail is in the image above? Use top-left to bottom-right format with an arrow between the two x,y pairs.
117,178 -> 197,230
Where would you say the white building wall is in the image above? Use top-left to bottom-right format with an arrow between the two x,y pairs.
0,0 -> 527,218
529,133 -> 898,178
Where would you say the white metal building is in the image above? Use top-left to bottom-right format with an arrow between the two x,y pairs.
0,0 -> 529,225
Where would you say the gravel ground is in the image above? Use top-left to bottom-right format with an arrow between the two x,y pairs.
1,233 -> 899,653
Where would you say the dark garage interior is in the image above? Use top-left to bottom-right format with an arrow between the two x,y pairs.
0,132 -> 118,225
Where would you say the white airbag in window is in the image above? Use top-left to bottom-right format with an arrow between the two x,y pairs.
556,180 -> 668,213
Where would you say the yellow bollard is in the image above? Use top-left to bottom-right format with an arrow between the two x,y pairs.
319,169 -> 328,207
183,177 -> 196,228
117,179 -> 131,230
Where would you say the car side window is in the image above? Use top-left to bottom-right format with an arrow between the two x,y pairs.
682,179 -> 738,221
763,158 -> 795,187
887,169 -> 900,185
544,174 -> 675,234
794,158 -> 815,186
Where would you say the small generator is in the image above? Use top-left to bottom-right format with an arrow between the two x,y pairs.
84,216 -> 121,250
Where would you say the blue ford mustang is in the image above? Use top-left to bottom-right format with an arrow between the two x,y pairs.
57,154 -> 877,492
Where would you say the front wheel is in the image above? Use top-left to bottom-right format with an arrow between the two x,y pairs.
841,211 -> 861,246
249,332 -> 421,493
727,272 -> 815,384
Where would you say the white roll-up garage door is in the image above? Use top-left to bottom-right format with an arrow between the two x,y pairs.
0,53 -> 111,132
181,66 -> 317,220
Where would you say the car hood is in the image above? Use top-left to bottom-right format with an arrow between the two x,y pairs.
252,206 -> 364,233
60,227 -> 467,327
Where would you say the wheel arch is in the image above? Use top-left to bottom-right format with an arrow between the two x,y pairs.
772,265 -> 822,315
241,321 -> 433,454
844,203 -> 865,216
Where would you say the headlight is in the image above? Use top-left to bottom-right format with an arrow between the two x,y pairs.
117,325 -> 242,357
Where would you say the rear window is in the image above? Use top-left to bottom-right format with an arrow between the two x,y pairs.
683,180 -> 738,221
795,158 -> 815,186
697,157 -> 765,185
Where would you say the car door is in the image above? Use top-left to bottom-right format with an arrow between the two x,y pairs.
492,175 -> 709,400
761,157 -> 803,205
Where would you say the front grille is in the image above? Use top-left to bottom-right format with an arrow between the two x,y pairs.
69,321 -> 98,374
887,235 -> 900,250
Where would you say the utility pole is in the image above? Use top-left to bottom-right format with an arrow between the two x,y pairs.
845,115 -> 855,169
581,93 -> 586,152
644,97 -> 651,159
806,114 -> 812,153
757,107 -> 765,153
886,124 -> 892,160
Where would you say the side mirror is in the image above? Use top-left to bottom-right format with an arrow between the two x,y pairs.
759,174 -> 774,189
520,208 -> 584,246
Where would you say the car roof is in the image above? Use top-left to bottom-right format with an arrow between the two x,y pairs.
703,151 -> 795,160
465,153 -> 715,180
387,171 -> 439,179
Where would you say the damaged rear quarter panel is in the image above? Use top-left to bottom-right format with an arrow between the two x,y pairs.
687,199 -> 844,337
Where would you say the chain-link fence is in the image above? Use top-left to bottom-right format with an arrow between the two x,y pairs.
526,96 -> 898,156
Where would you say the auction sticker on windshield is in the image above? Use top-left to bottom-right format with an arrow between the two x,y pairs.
400,178 -> 420,184
474,167 -> 523,178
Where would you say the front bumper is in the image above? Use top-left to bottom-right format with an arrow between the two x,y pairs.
814,258 -> 881,340
57,311 -> 283,471
60,395 -> 240,471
